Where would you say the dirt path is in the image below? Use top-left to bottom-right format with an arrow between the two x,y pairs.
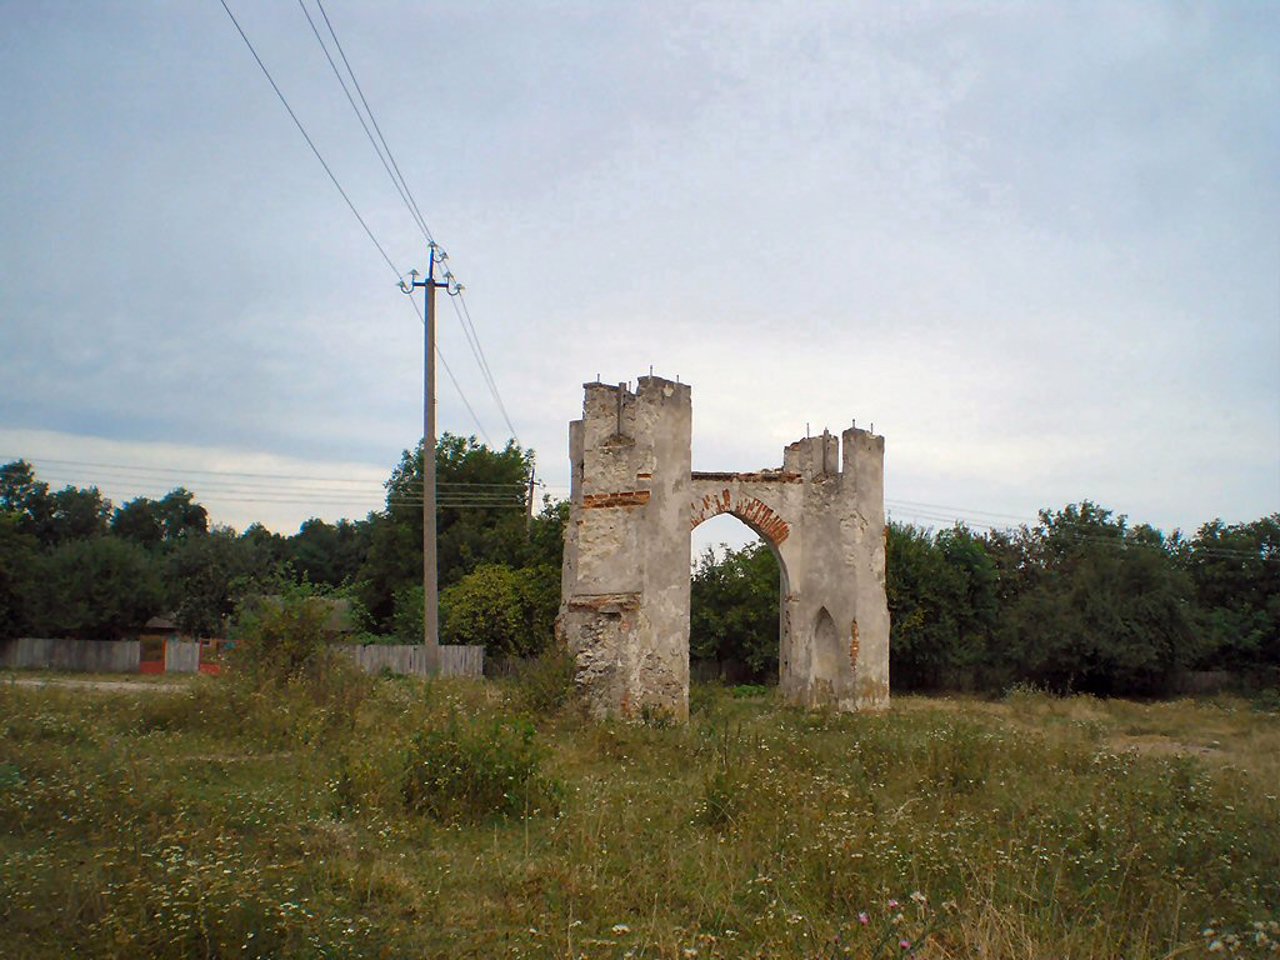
4,676 -> 187,694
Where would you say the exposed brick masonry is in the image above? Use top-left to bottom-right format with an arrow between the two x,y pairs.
582,490 -> 652,509
690,488 -> 791,544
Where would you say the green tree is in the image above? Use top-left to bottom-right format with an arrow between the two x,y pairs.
113,489 -> 208,548
999,502 -> 1200,695
112,496 -> 165,547
689,541 -> 782,680
167,526 -> 280,638
1184,515 -> 1280,673
286,517 -> 370,588
0,513 -> 37,640
886,522 -> 969,690
242,522 -> 290,565
522,497 -> 569,570
1,460 -> 111,546
155,488 -> 208,541
359,434 -> 534,631
29,537 -> 163,640
438,563 -> 558,658
46,486 -> 112,544
936,524 -> 999,685
0,460 -> 52,538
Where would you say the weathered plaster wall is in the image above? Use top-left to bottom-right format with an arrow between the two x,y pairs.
559,377 -> 693,719
558,376 -> 888,719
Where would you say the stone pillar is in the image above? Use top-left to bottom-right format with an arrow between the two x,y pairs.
557,376 -> 693,719
775,426 -> 888,710
843,426 -> 890,709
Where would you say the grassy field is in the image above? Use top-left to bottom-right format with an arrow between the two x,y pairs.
1,667 -> 1276,959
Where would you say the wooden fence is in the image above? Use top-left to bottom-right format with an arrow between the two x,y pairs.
341,644 -> 430,676
339,644 -> 484,678
0,637 -> 141,673
439,645 -> 485,678
164,639 -> 201,674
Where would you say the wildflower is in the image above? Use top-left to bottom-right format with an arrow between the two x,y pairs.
611,924 -> 631,935
900,940 -> 912,950
910,891 -> 927,905
888,899 -> 900,909
858,912 -> 870,926
1208,941 -> 1224,953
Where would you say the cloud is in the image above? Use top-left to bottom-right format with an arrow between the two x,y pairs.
0,429 -> 388,536
0,1 -> 1274,545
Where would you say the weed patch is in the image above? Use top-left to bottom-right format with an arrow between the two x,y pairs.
399,710 -> 560,822
1,681 -> 1276,958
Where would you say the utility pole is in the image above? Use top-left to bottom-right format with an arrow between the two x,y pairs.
400,243 -> 455,671
526,467 -> 536,533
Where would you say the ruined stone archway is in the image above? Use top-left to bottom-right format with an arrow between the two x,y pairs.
557,375 -> 889,720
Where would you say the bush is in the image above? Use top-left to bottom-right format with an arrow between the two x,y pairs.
390,584 -> 424,644
225,585 -> 372,743
230,585 -> 340,686
510,644 -> 579,715
399,709 -> 559,822
439,563 -> 558,658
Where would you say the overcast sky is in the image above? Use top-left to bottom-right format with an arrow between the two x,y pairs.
1,1 -> 1276,544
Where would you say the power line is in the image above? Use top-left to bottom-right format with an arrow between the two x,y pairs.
217,0 -> 402,279
402,291 -> 492,444
292,0 -> 520,446
12,458 -> 376,484
19,480 -> 528,513
304,2 -> 518,444
449,289 -> 521,444
296,0 -> 430,243
221,0 -> 511,451
886,497 -> 1034,524
13,452 -> 1272,559
313,0 -> 435,243
7,456 -> 535,488
28,470 -> 528,498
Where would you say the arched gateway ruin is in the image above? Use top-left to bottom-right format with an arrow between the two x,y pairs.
556,375 -> 890,720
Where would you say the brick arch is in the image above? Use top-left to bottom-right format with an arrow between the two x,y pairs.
689,487 -> 793,546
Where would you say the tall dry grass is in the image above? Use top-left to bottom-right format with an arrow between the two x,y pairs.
0,671 -> 1276,959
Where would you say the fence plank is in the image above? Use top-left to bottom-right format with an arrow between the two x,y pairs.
164,639 -> 201,674
439,645 -> 485,678
1,638 -> 141,673
337,644 -> 484,678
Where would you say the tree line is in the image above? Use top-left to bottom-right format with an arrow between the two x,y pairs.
0,436 -> 563,657
3,441 -> 1276,697
691,502 -> 1278,696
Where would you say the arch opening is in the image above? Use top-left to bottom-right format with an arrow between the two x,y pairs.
810,607 -> 842,691
689,513 -> 790,686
